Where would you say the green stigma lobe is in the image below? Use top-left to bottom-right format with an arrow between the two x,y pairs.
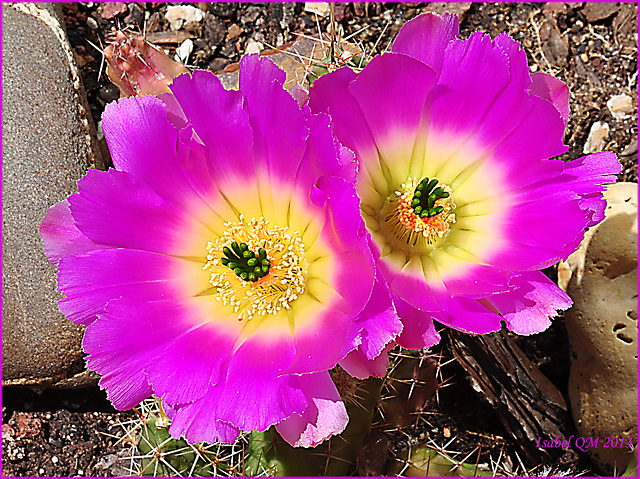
412,177 -> 449,218
222,242 -> 271,282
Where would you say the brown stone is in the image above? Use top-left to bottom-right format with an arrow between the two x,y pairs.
539,17 -> 569,67
101,2 -> 128,20
423,2 -> 472,19
582,2 -> 620,22
225,23 -> 244,42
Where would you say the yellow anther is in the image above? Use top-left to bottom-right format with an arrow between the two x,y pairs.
203,216 -> 307,321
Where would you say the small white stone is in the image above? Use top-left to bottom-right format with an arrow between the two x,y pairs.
245,38 -> 263,55
606,94 -> 634,120
86,16 -> 98,31
174,39 -> 193,65
52,456 -> 59,464
304,2 -> 330,17
165,5 -> 206,31
583,121 -> 610,154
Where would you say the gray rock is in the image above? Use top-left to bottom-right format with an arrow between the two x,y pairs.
2,3 -> 104,387
561,183 -> 637,474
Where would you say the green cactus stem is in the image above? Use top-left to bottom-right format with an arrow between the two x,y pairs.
388,446 -> 493,477
245,376 -> 383,476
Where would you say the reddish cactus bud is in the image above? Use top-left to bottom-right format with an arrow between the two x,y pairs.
104,32 -> 189,97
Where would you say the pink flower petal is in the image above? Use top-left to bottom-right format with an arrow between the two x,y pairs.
340,343 -> 393,380
169,370 -> 306,443
103,95 -> 211,211
309,66 -> 378,161
39,200 -> 108,268
68,169 -> 212,257
275,372 -> 348,448
392,13 -> 460,76
530,72 -> 570,126
350,273 -> 403,360
56,248 -> 208,326
395,297 -> 441,350
84,298 -> 239,408
169,70 -> 254,186
240,55 -> 309,184
348,52 -> 437,172
488,271 -> 573,335
296,111 -> 356,208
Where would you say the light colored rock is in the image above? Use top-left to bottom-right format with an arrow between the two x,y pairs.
583,121 -> 610,154
174,38 -> 193,65
245,38 -> 264,55
2,3 -> 104,388
606,94 -> 634,120
562,182 -> 637,474
304,2 -> 330,17
165,5 -> 206,31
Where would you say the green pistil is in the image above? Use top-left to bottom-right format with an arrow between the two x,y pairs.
221,242 -> 271,282
410,177 -> 449,218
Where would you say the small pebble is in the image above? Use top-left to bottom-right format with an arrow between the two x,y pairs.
174,39 -> 193,65
607,94 -> 634,120
241,6 -> 261,24
52,456 -> 59,464
101,2 -> 127,20
245,38 -> 263,55
165,5 -> 206,31
124,3 -> 144,26
583,121 -> 610,154
86,16 -> 98,30
304,2 -> 330,17
226,24 -> 244,42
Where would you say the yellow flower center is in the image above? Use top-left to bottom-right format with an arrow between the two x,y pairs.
203,215 -> 306,321
379,177 -> 456,254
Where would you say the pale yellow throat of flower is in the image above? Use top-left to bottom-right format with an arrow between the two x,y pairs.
202,215 -> 307,322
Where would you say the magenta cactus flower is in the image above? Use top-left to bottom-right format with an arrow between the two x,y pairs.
40,55 -> 402,446
309,13 -> 621,349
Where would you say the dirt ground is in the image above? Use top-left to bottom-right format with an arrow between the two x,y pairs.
3,2 -> 637,477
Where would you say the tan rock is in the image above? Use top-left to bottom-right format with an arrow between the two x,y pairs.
583,121 -> 610,154
562,182 -> 637,474
165,5 -> 205,31
607,94 -> 634,120
304,2 -> 330,18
